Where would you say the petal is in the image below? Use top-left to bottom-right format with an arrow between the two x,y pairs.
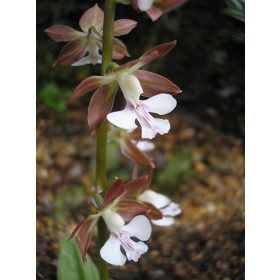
45,25 -> 84,42
157,0 -> 185,11
134,70 -> 181,96
117,200 -> 162,221
123,215 -> 152,241
135,141 -> 155,152
113,19 -> 137,36
138,0 -> 154,11
112,38 -> 130,60
53,36 -> 88,67
161,202 -> 182,216
137,115 -> 171,139
107,106 -> 138,130
140,40 -> 177,65
65,76 -> 109,104
122,175 -> 150,199
71,54 -> 92,66
123,241 -> 148,262
88,43 -> 102,65
99,178 -> 125,210
77,216 -> 99,263
120,138 -> 155,168
138,190 -> 171,208
100,234 -> 126,266
141,94 -> 177,115
152,217 -> 175,226
146,6 -> 163,21
88,82 -> 118,134
113,41 -> 177,74
79,4 -> 104,33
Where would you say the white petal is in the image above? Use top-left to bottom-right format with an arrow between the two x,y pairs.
141,94 -> 177,115
138,117 -> 170,139
88,39 -> 102,65
90,53 -> 102,65
107,106 -> 138,130
161,202 -> 181,216
151,118 -> 171,135
100,234 -> 126,266
123,241 -> 148,262
135,141 -> 155,152
138,0 -> 154,11
72,54 -> 92,66
152,217 -> 175,226
139,190 -> 171,209
140,123 -> 157,139
123,215 -> 151,241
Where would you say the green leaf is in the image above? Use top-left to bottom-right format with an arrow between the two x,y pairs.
225,7 -> 245,22
57,233 -> 99,280
40,83 -> 67,113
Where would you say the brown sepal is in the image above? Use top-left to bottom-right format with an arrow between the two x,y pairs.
134,70 -> 181,96
98,178 -> 125,211
120,138 -> 155,168
117,200 -> 162,221
87,82 -> 118,135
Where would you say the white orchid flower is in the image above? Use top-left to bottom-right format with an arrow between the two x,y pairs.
100,210 -> 152,266
138,190 -> 181,226
107,72 -> 177,139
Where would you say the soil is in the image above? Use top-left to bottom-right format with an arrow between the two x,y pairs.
36,106 -> 244,280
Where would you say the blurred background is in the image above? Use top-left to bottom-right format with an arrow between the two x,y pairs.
37,0 -> 244,279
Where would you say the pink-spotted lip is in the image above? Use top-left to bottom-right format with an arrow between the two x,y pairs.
129,102 -> 154,130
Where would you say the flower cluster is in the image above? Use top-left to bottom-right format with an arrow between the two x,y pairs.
45,4 -> 136,66
46,1 -> 182,267
69,170 -> 180,265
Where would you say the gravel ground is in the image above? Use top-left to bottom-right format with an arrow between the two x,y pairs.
36,107 -> 244,280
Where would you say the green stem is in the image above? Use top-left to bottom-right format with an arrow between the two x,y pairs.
96,1 -> 116,280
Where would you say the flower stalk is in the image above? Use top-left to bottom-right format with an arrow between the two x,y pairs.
96,0 -> 116,279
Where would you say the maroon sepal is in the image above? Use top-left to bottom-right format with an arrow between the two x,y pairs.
53,36 -> 88,67
117,200 -> 163,221
113,19 -> 137,36
87,82 -> 118,135
120,138 -> 155,168
98,178 -> 125,211
122,175 -> 149,199
146,6 -> 163,21
157,0 -> 185,11
65,76 -> 105,104
134,70 -> 181,96
68,216 -> 98,263
113,41 -> 177,73
45,25 -> 82,42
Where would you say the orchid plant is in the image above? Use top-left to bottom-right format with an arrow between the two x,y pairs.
46,0 -> 184,279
